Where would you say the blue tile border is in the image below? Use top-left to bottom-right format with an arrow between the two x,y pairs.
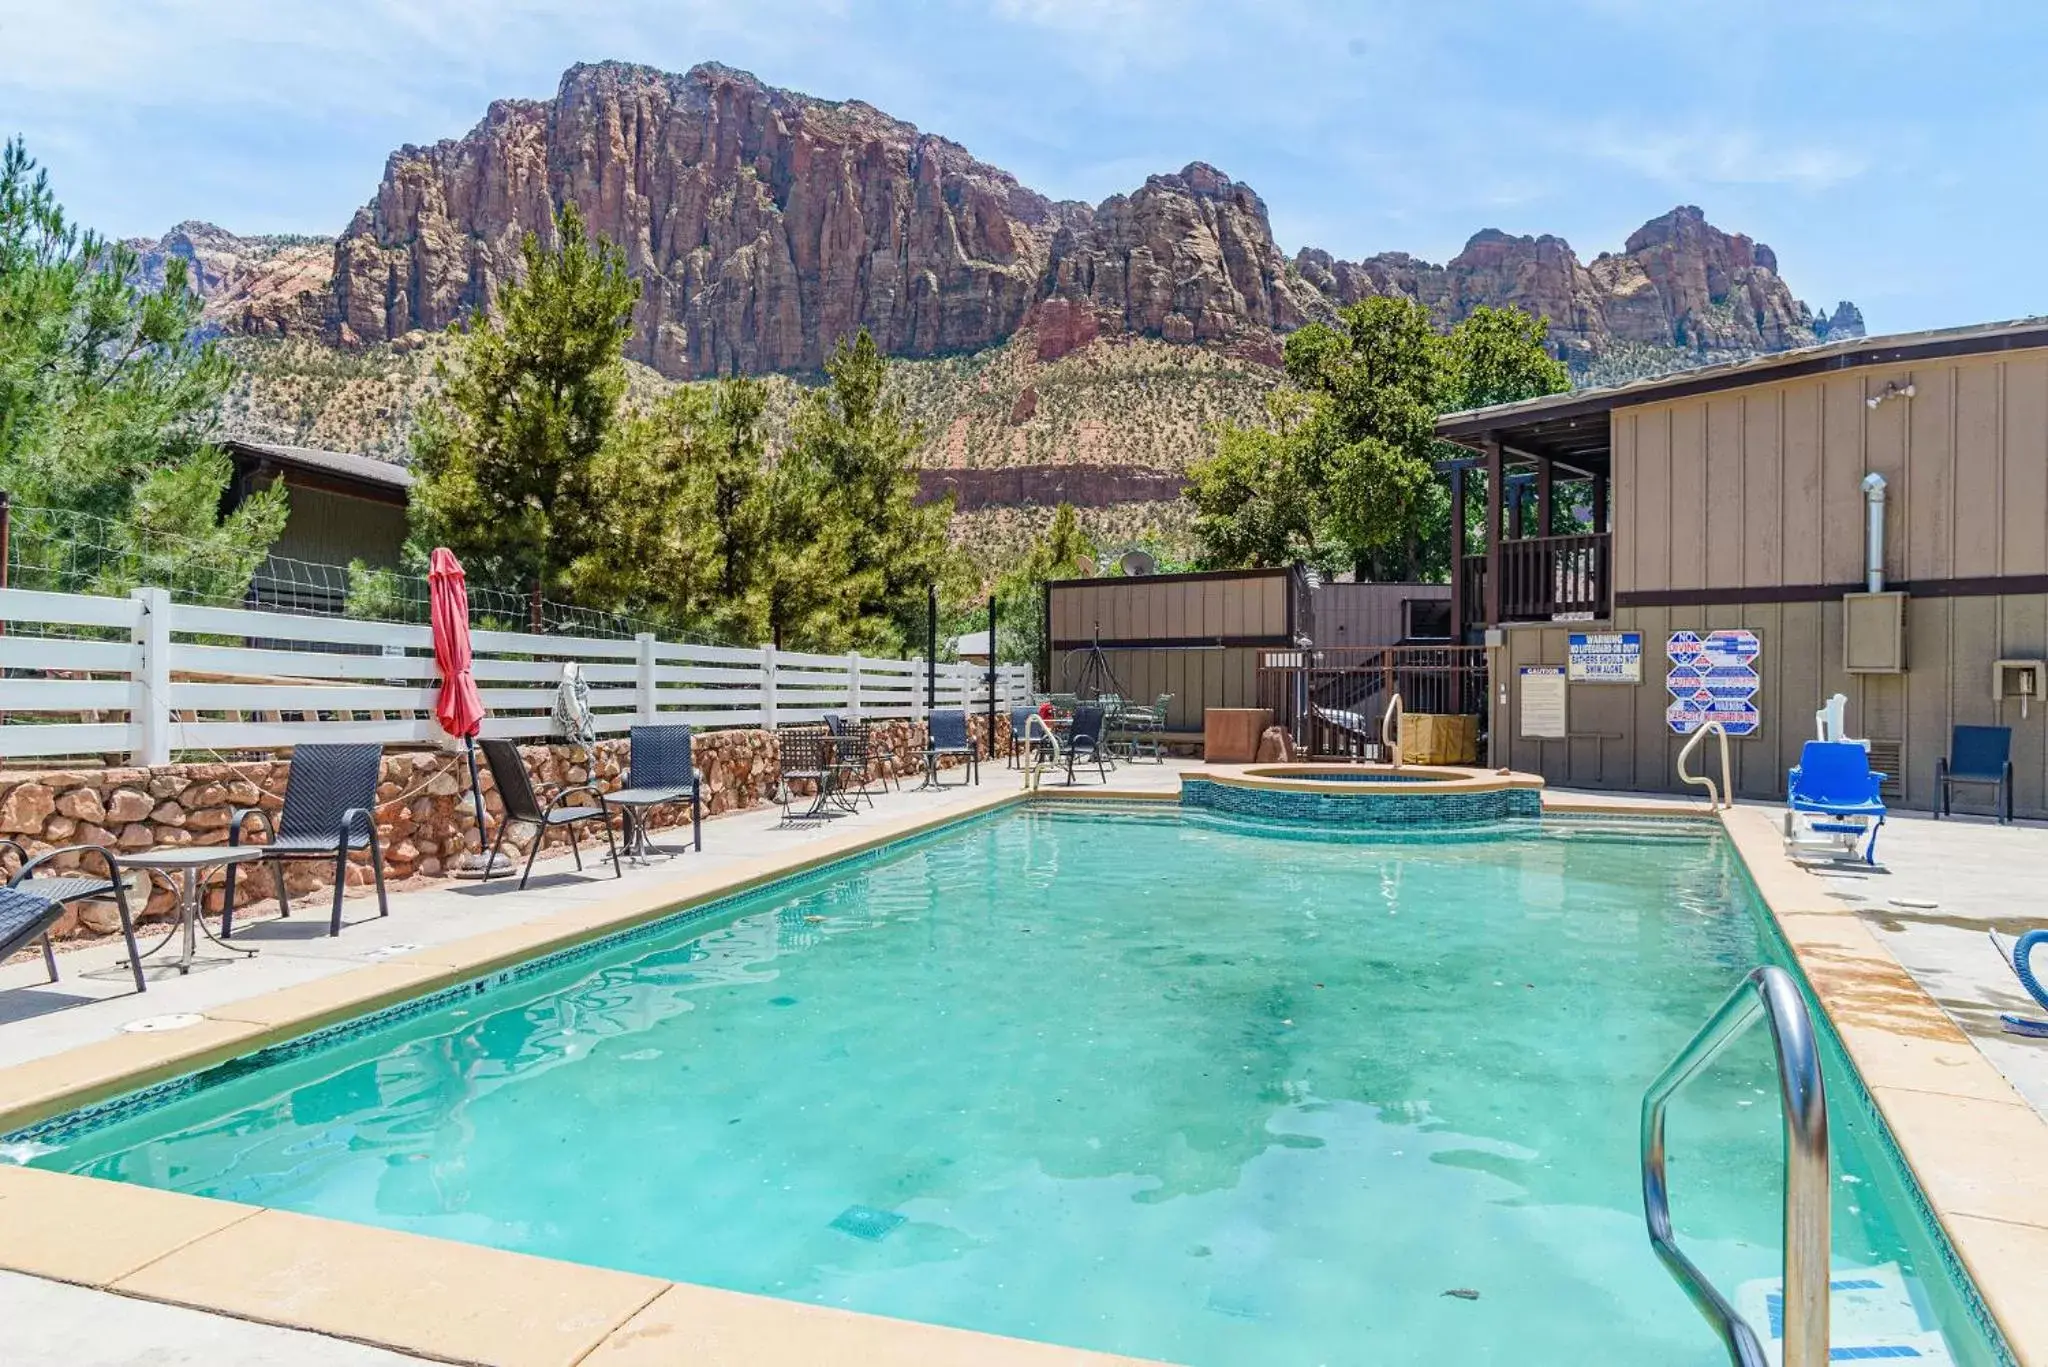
1181,776 -> 1542,826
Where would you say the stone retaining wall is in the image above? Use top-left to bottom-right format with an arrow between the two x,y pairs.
0,714 -> 1006,941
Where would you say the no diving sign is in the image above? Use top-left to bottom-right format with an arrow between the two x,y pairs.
1665,629 -> 1761,736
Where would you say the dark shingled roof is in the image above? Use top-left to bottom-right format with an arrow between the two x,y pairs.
222,437 -> 413,492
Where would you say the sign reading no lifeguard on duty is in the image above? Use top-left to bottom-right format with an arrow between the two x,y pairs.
1664,629 -> 1761,736
1567,632 -> 1642,683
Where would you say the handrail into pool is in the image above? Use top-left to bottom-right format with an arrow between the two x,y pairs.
1381,692 -> 1403,769
1642,964 -> 1830,1367
1022,713 -> 1061,792
1677,719 -> 1732,809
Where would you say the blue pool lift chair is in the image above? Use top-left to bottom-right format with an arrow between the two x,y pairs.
1785,740 -> 1888,865
1989,929 -> 2048,1037
1936,724 -> 2014,824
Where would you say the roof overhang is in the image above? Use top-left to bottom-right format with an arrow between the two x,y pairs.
222,438 -> 413,505
1434,315 -> 2048,471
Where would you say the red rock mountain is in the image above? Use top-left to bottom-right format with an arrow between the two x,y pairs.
171,60 -> 1862,378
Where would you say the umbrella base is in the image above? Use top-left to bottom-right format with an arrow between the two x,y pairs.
451,851 -> 518,881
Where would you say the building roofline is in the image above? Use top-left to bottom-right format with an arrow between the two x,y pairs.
221,437 -> 414,495
1435,316 -> 2048,443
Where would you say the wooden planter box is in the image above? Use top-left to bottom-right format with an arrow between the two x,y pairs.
1400,713 -> 1478,766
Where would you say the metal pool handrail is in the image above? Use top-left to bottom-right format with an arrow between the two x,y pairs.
1382,692 -> 1403,769
1022,713 -> 1061,792
1642,964 -> 1830,1367
1677,718 -> 1732,809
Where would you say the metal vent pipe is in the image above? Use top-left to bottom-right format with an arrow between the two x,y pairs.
1861,472 -> 1888,593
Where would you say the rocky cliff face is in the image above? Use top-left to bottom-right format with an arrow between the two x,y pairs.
297,60 -> 1857,378
126,222 -> 333,338
1294,206 -> 1861,366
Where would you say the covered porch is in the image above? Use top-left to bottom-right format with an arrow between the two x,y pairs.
1438,403 -> 1613,639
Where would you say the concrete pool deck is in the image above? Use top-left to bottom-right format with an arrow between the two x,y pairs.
2,761 -> 2046,1365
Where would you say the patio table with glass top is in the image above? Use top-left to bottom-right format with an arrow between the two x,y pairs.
118,846 -> 268,975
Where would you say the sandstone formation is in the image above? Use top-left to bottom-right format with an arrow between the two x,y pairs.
202,59 -> 1853,380
127,221 -> 333,337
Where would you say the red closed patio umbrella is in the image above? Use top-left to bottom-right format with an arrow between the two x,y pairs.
427,548 -> 491,867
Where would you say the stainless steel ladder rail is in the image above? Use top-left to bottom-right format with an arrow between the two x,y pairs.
1642,964 -> 1830,1367
1677,718 -> 1733,809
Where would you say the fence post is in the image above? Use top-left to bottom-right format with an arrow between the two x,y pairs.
635,632 -> 658,725
910,659 -> 925,723
131,586 -> 172,766
847,652 -> 862,721
760,644 -> 778,730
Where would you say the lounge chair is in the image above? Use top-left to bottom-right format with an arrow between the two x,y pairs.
223,742 -> 389,937
1064,705 -> 1112,785
1936,724 -> 2014,823
606,724 -> 703,858
2,840 -> 146,992
1989,929 -> 2048,1037
478,737 -> 622,889
1785,740 -> 1888,865
0,885 -> 69,991
924,710 -> 979,787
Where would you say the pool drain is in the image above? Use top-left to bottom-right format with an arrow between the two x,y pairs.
829,1205 -> 905,1241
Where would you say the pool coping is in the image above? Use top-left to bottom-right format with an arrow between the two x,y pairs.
0,783 -> 2039,1365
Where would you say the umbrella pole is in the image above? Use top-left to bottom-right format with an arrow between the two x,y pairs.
455,735 -> 508,878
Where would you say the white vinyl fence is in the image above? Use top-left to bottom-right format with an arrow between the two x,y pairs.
0,586 -> 1031,765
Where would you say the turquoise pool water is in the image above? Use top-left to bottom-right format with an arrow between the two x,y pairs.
15,807 -> 2006,1365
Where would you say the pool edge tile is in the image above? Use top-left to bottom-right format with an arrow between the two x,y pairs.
585,1279 -> 1173,1366
0,1019 -> 274,1136
112,1206 -> 668,1367
0,1166 -> 260,1287
1942,1215 -> 2048,1366
200,961 -> 458,1033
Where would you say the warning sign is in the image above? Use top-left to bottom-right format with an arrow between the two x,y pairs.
1665,629 -> 1762,736
1567,632 -> 1642,683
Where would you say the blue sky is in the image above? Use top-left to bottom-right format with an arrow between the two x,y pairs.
1,0 -> 2041,334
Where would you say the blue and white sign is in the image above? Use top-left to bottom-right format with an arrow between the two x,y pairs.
1666,629 -> 1762,736
1568,631 -> 1642,684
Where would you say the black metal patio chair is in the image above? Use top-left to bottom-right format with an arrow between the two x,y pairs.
0,841 -> 145,993
777,723 -> 835,821
606,724 -> 703,859
924,709 -> 979,787
223,742 -> 389,938
477,737 -> 622,889
1936,724 -> 2015,823
1064,705 -> 1112,785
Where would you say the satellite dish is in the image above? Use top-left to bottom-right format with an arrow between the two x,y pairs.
1119,550 -> 1157,577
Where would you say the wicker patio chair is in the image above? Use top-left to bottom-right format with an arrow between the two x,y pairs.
222,742 -> 389,938
477,737 -> 621,890
606,724 -> 703,858
0,840 -> 146,993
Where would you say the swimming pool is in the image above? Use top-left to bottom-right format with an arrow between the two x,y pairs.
8,805 -> 2009,1365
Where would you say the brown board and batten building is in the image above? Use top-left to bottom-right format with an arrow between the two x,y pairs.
221,439 -> 413,612
1435,317 -> 2048,816
1043,567 -> 1313,735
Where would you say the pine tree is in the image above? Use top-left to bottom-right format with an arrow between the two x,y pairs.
0,139 -> 286,600
410,201 -> 641,601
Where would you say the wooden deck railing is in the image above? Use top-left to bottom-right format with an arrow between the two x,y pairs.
1257,645 -> 1487,759
1461,532 -> 1610,624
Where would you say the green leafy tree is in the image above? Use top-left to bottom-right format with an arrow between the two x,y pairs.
1188,299 -> 1567,579
0,139 -> 285,600
991,502 -> 1092,667
410,201 -> 641,601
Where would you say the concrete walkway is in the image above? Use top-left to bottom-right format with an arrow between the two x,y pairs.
1781,806 -> 2048,1115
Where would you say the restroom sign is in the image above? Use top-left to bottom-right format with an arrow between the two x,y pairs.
1665,629 -> 1762,736
1568,632 -> 1642,683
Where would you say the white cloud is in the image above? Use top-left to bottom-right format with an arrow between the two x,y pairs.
1584,124 -> 1870,193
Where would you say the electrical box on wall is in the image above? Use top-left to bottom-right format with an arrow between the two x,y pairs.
1842,592 -> 1907,673
1994,659 -> 2048,717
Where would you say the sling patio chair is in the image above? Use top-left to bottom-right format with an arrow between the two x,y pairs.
477,737 -> 622,890
1,841 -> 145,993
1936,724 -> 2014,824
606,724 -> 704,860
923,709 -> 980,787
223,742 -> 390,938
1064,705 -> 1113,785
